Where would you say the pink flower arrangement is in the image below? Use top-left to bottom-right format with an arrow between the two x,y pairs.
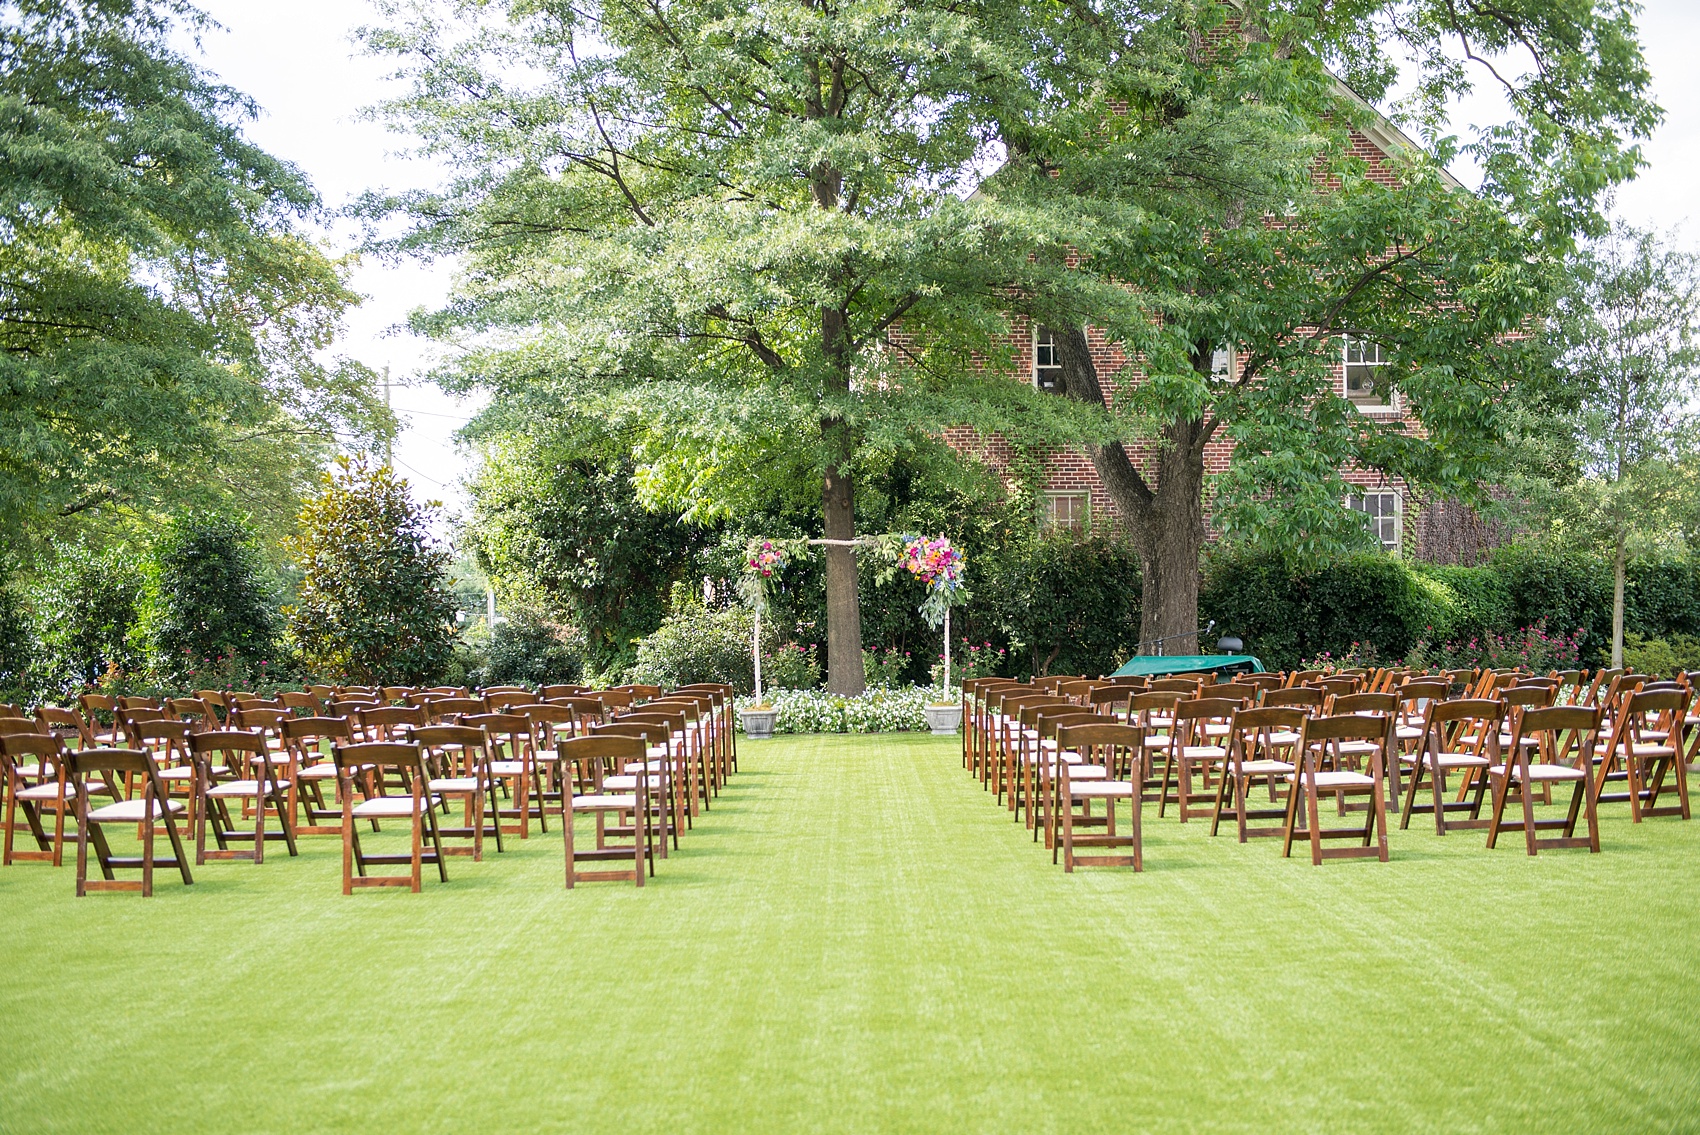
902,536 -> 964,593
748,540 -> 787,578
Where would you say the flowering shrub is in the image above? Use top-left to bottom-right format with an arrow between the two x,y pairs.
931,639 -> 1004,686
737,686 -> 931,734
764,642 -> 821,690
862,646 -> 910,687
1298,641 -> 1383,670
1403,621 -> 1585,673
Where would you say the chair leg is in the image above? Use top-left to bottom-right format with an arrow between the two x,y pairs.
1061,788 -> 1075,872
563,805 -> 575,889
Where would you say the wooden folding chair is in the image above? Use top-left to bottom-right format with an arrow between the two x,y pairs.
540,684 -> 594,700
280,716 -> 355,836
972,681 -> 1026,785
332,741 -> 448,893
595,721 -> 682,845
69,748 -> 193,896
1032,707 -> 1115,847
482,689 -> 535,714
1281,713 -> 1391,864
1001,695 -> 1068,817
1595,688 -> 1692,821
77,694 -> 124,747
586,722 -> 676,857
1054,723 -> 1143,872
411,724 -> 504,860
422,696 -> 486,723
1157,697 -> 1238,821
1487,706 -> 1602,855
1,732 -> 76,865
624,707 -> 703,817
555,735 -> 651,888
518,702 -> 587,824
461,712 -> 540,838
34,706 -> 90,751
654,694 -> 721,793
677,683 -> 738,775
191,730 -> 298,865
1399,699 -> 1501,833
1211,706 -> 1306,842
1126,691 -> 1183,804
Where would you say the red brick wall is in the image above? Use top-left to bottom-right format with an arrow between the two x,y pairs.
935,121 -> 1428,551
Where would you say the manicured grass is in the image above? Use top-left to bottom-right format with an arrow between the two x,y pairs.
2,733 -> 1697,1133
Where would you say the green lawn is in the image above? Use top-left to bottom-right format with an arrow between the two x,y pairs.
2,733 -> 1697,1133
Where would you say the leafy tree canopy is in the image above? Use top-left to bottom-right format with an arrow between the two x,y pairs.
287,456 -> 457,686
0,0 -> 393,565
361,0 -> 1657,684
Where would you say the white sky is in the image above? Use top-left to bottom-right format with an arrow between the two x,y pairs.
190,0 -> 1700,538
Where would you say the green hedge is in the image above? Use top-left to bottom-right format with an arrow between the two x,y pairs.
1201,541 -> 1695,672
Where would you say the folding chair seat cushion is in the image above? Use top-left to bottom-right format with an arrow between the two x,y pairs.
571,792 -> 638,810
1239,758 -> 1294,775
1181,745 -> 1227,759
159,764 -> 227,781
18,780 -> 104,801
88,798 -> 186,822
1488,762 -> 1586,782
299,761 -> 338,780
1289,769 -> 1376,789
428,776 -> 480,793
1268,730 -> 1301,745
490,759 -> 526,776
1069,780 -> 1136,798
1334,739 -> 1381,756
1047,761 -> 1107,779
1403,750 -> 1492,769
352,796 -> 440,819
207,778 -> 292,799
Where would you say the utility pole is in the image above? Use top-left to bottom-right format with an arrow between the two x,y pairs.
383,365 -> 393,467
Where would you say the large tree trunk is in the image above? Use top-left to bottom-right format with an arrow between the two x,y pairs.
1051,327 -> 1210,655
821,305 -> 866,694
1611,531 -> 1626,670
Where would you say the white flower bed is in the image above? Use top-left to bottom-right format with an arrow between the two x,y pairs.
737,686 -> 941,734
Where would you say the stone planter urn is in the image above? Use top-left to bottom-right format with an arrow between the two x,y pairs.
741,707 -> 778,739
923,703 -> 963,736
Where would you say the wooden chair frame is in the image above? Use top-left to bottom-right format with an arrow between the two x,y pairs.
1281,714 -> 1391,865
1486,706 -> 1601,854
555,735 -> 651,888
333,741 -> 448,893
70,748 -> 193,895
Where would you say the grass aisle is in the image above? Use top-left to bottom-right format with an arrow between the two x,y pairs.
2,733 -> 1697,1133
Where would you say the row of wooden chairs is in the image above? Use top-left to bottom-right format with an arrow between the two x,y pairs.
0,681 -> 741,895
959,667 -> 1696,874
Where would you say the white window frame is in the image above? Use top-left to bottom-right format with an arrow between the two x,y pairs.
1343,335 -> 1395,411
1033,327 -> 1064,391
1042,491 -> 1090,534
1345,490 -> 1401,552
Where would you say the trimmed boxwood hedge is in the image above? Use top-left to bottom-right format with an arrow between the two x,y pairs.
1201,542 -> 1690,672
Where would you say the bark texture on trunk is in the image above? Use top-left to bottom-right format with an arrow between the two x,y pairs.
821,303 -> 866,694
1611,533 -> 1626,670
821,452 -> 865,693
1051,326 -> 1210,654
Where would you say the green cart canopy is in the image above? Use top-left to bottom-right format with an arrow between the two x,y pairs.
1109,654 -> 1264,678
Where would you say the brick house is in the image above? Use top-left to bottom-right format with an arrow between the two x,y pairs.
940,79 -> 1504,565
